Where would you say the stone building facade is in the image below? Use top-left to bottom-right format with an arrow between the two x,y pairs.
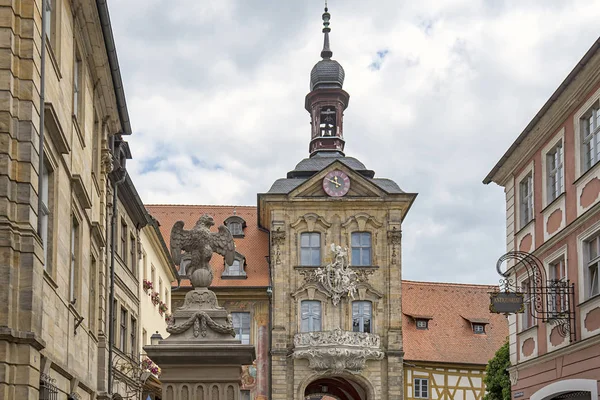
484,37 -> 600,399
0,1 -> 175,399
256,8 -> 416,400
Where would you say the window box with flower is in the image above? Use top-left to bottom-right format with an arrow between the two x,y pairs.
143,279 -> 153,293
150,291 -> 160,306
159,302 -> 168,316
142,357 -> 160,376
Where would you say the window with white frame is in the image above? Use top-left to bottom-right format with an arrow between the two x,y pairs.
44,0 -> 53,38
120,307 -> 127,352
40,160 -> 52,271
223,256 -> 246,277
414,378 -> 429,399
300,232 -> 321,266
416,319 -> 428,330
546,141 -> 563,203
585,234 -> 600,298
232,312 -> 250,344
581,103 -> 600,172
228,221 -> 242,236
351,232 -> 372,266
73,48 -> 83,120
301,300 -> 322,332
179,256 -> 189,276
521,278 -> 535,330
473,323 -> 485,334
548,256 -> 566,316
70,217 -> 79,304
519,173 -> 533,227
352,301 -> 372,333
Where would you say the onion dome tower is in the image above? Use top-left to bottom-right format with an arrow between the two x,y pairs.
306,6 -> 350,157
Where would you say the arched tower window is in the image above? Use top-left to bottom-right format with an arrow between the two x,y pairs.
319,106 -> 337,137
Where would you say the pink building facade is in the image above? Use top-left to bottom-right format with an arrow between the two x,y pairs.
485,38 -> 600,399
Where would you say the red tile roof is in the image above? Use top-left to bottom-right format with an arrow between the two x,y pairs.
146,205 -> 270,288
402,280 -> 508,365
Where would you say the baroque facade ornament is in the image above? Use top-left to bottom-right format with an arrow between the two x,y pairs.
387,227 -> 402,265
271,228 -> 285,265
293,329 -> 384,374
315,244 -> 358,306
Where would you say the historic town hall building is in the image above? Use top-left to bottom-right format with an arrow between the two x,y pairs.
257,8 -> 416,400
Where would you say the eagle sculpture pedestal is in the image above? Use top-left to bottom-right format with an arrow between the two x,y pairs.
144,214 -> 255,400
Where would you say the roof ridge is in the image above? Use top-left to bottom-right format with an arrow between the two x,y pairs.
402,279 -> 496,289
146,204 -> 257,208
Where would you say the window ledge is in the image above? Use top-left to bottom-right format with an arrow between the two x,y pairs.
46,39 -> 62,79
43,269 -> 58,289
517,324 -> 538,335
577,293 -> 600,308
515,218 -> 535,236
541,192 -> 565,214
574,160 -> 600,186
72,115 -> 85,148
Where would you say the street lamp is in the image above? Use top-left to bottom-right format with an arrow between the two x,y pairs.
150,331 -> 163,346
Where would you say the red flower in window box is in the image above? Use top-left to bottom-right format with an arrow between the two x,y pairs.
158,302 -> 168,316
150,291 -> 160,306
143,279 -> 153,293
165,313 -> 173,324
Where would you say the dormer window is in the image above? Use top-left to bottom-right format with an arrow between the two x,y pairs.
473,323 -> 485,334
222,252 -> 247,279
462,316 -> 489,335
224,215 -> 246,238
179,254 -> 191,277
416,319 -> 428,330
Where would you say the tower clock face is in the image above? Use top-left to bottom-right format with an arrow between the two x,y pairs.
323,170 -> 350,197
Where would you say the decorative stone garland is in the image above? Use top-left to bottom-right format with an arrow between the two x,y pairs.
166,311 -> 235,338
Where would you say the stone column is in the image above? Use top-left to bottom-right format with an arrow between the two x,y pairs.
145,286 -> 255,400
0,1 -> 46,398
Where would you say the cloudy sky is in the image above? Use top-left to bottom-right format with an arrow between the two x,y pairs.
107,0 -> 600,285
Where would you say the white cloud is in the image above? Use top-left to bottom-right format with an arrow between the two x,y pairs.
108,0 -> 600,284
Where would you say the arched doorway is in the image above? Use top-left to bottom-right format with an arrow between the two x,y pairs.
304,377 -> 367,400
530,379 -> 597,400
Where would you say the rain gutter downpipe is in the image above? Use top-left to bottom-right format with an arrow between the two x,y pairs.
107,167 -> 127,395
37,0 -> 48,235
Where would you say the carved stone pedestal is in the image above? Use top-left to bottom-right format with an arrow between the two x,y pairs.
145,288 -> 255,400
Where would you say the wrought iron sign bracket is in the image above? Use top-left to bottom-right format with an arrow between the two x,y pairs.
492,251 -> 576,343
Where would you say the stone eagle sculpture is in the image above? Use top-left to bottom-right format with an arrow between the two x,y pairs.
170,214 -> 235,288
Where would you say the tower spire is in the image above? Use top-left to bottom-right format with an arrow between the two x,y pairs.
321,4 -> 333,59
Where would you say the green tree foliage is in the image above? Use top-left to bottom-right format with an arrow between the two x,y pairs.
484,341 -> 511,400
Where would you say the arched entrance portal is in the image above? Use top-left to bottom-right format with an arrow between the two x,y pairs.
304,377 -> 367,400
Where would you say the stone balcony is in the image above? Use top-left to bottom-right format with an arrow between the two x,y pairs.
292,328 -> 384,374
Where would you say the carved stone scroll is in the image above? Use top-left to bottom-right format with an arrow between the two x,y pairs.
293,329 -> 384,374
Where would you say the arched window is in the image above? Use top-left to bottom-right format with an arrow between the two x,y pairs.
222,253 -> 246,278
301,300 -> 322,332
300,232 -> 321,266
351,232 -> 372,266
352,301 -> 372,333
224,215 -> 246,238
